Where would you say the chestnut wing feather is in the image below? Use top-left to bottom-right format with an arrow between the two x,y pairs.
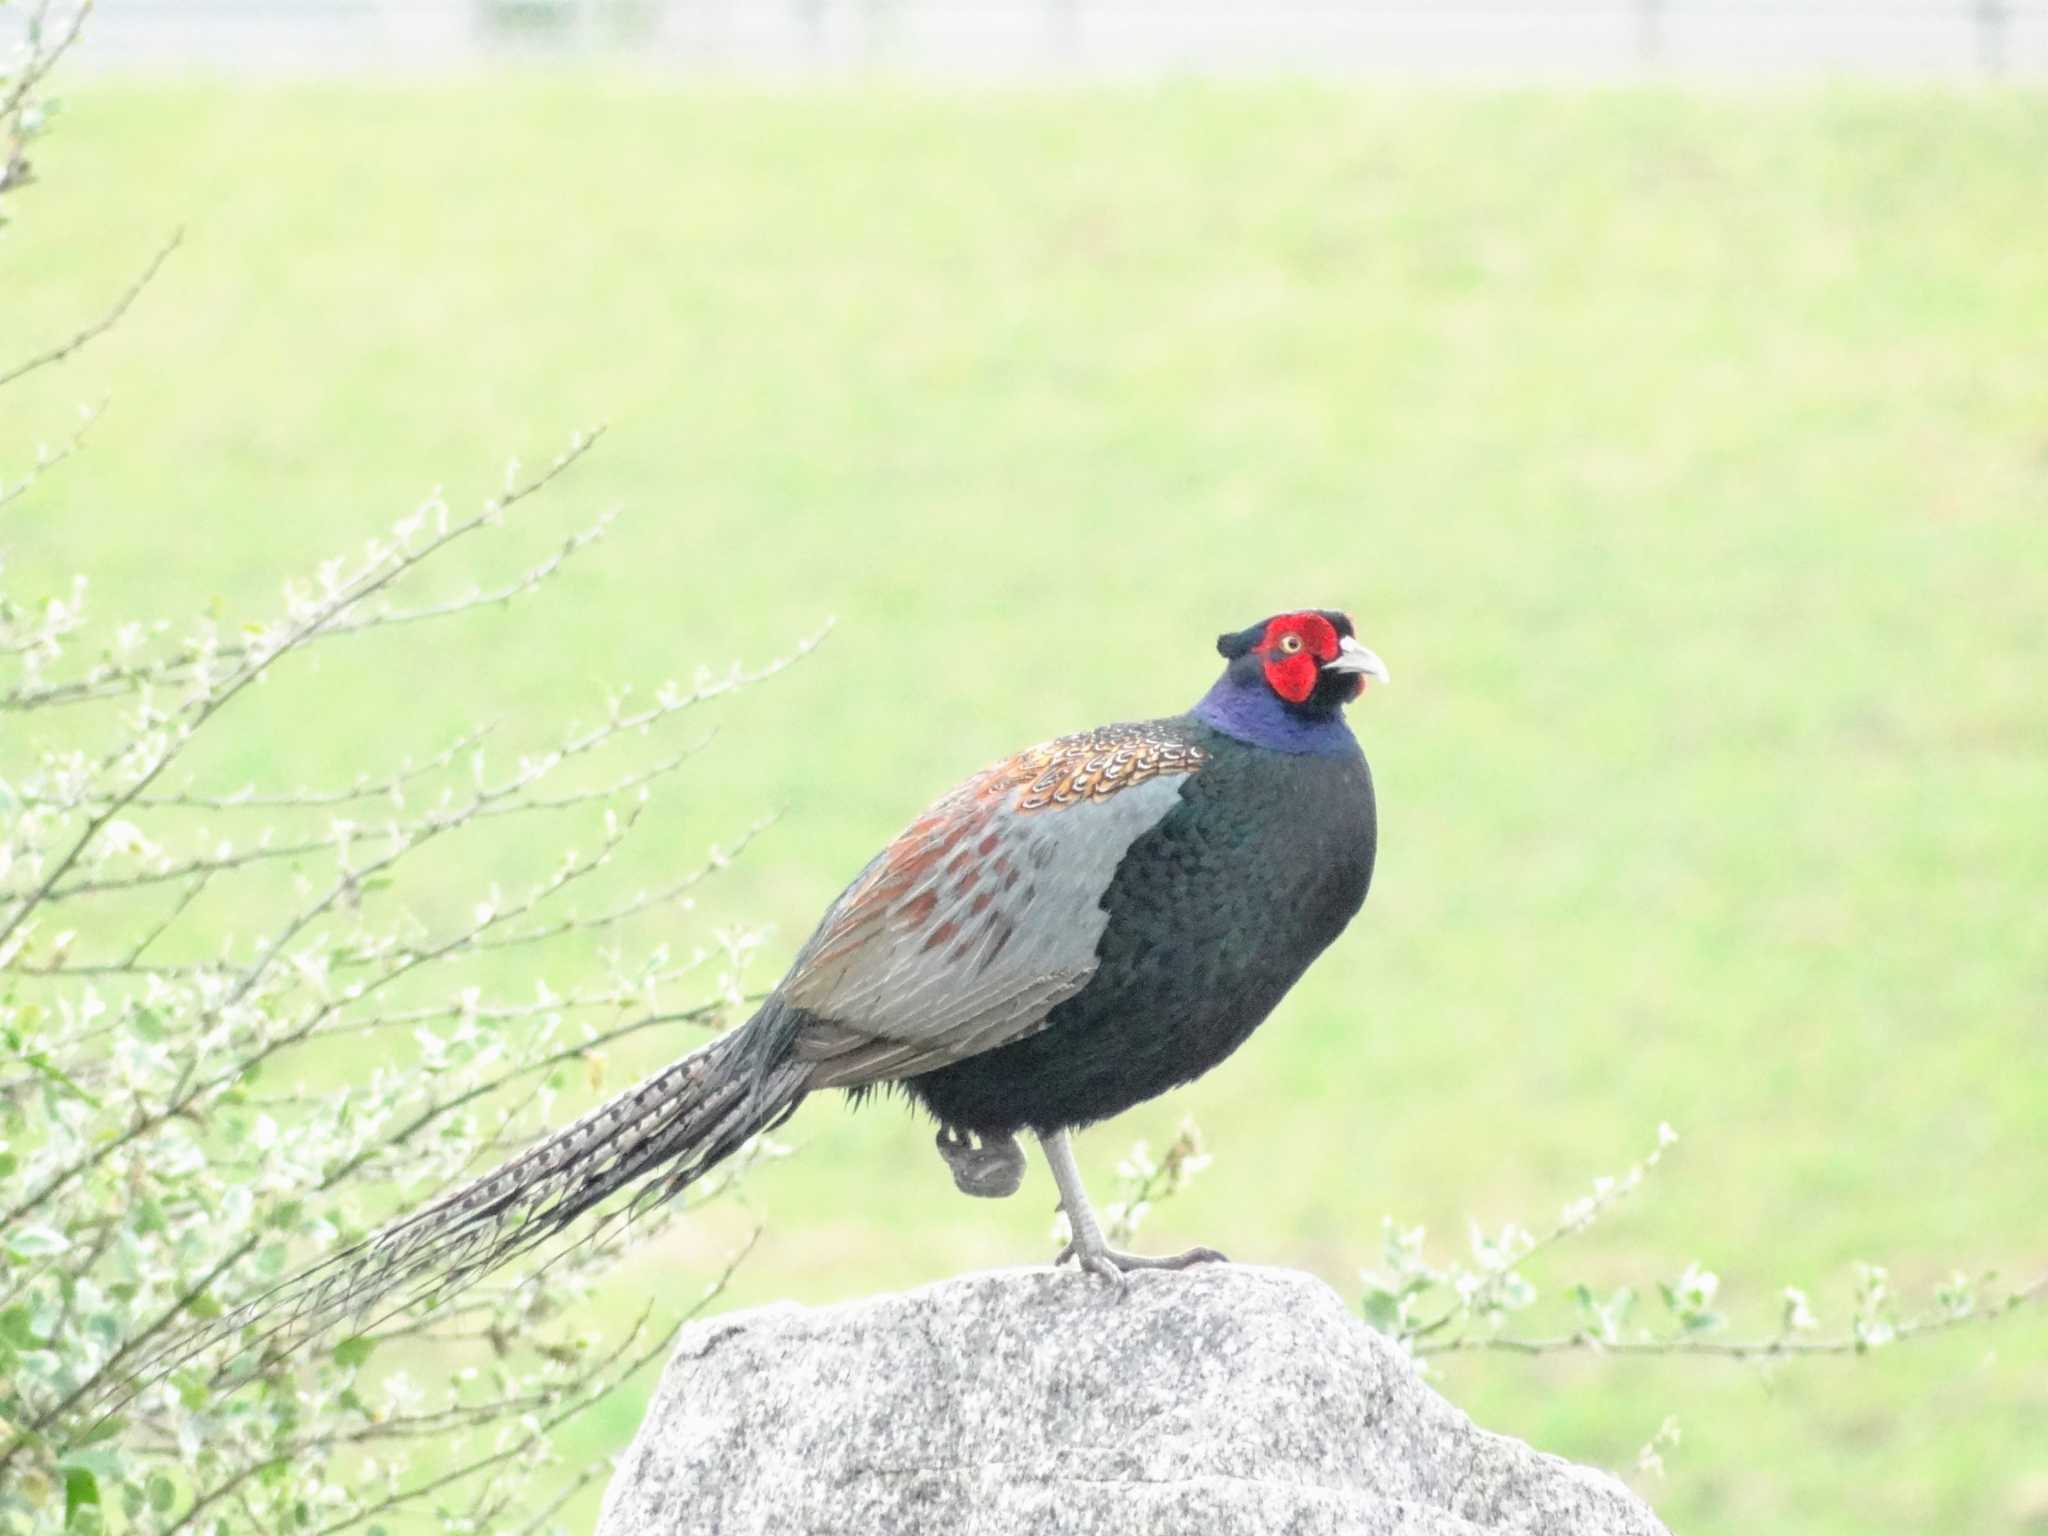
782,724 -> 1206,1087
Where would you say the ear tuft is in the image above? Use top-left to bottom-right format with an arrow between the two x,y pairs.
1216,624 -> 1261,660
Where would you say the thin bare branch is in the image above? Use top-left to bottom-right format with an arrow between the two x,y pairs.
1396,1126 -> 1676,1349
0,397 -> 104,513
472,812 -> 774,953
0,432 -> 604,956
509,1463 -> 609,1536
291,967 -> 741,1042
0,229 -> 180,391
1,506 -> 611,713
0,0 -> 93,217
0,792 -> 655,1248
1,0 -> 85,120
22,722 -> 498,813
294,1287 -> 705,1536
13,735 -> 708,909
1418,1272 -> 2048,1361
120,869 -> 213,968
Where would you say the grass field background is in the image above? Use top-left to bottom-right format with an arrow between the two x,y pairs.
5,82 -> 2045,1532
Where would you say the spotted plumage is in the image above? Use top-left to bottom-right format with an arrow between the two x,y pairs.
1008,723 -> 1210,813
131,609 -> 1387,1377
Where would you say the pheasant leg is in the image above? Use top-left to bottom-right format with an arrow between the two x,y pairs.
1037,1129 -> 1227,1288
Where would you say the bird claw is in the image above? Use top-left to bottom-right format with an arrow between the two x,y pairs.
1054,1240 -> 1229,1290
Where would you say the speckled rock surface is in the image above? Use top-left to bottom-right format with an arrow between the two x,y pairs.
596,1264 -> 1670,1536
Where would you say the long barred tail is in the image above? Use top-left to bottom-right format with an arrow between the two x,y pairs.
128,1006 -> 809,1395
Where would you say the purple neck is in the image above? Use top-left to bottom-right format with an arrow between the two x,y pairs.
1192,674 -> 1361,758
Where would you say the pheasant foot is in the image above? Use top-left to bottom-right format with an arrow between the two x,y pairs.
935,1126 -> 1026,1199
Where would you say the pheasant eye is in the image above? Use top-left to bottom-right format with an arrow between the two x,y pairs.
1278,634 -> 1304,655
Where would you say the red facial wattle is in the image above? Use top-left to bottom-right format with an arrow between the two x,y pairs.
1257,612 -> 1342,704
1261,650 -> 1319,703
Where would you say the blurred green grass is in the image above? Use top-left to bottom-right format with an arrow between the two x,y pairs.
4,80 -> 2046,1534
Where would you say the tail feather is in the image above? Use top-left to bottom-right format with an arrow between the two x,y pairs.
125,1007 -> 808,1396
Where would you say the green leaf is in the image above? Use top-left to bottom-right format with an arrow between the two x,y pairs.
0,1149 -> 18,1179
63,1467 -> 99,1528
5,1224 -> 69,1259
147,1473 -> 176,1513
8,1052 -> 99,1108
332,1335 -> 376,1369
77,1414 -> 124,1445
13,1348 -> 57,1380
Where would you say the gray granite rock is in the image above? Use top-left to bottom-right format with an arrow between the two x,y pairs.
597,1264 -> 1670,1536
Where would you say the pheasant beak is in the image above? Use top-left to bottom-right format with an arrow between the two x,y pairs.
1323,635 -> 1390,687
